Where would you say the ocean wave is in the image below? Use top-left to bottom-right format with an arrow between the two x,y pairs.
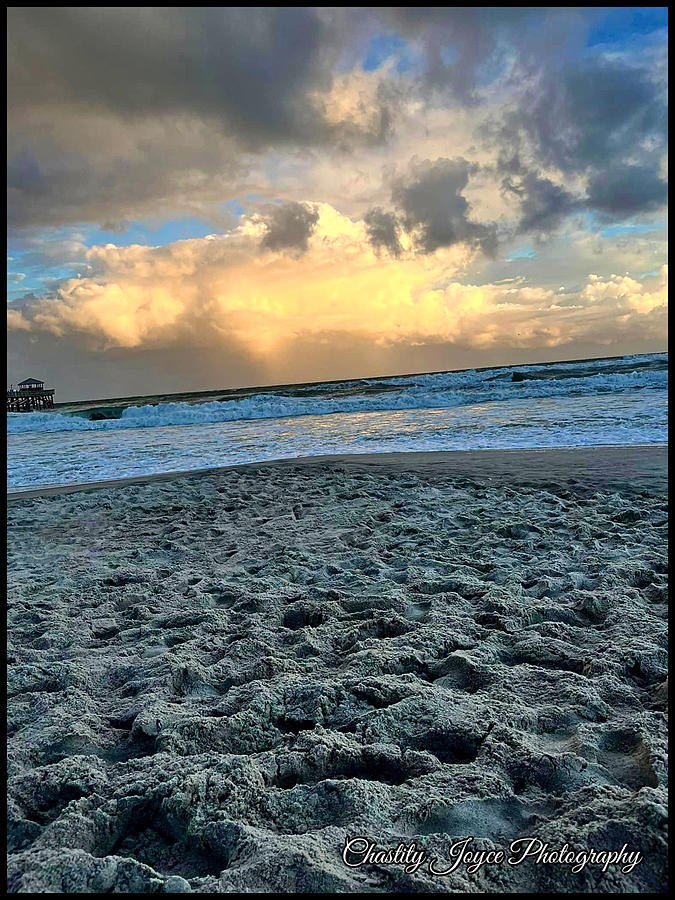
7,361 -> 667,435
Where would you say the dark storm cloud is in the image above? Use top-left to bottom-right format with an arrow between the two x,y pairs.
500,155 -> 668,239
399,18 -> 670,239
10,7 -> 595,134
6,8 -> 668,235
7,8 -> 403,229
380,7 -> 597,100
586,163 -> 669,219
7,7 -> 339,145
6,8 -> 354,230
498,157 -> 578,235
261,202 -> 319,255
499,58 -> 667,174
516,177 -> 577,236
6,136 -> 244,231
363,208 -> 402,257
489,52 -> 668,234
392,158 -> 497,256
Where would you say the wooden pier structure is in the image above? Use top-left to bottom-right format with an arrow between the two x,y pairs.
7,377 -> 55,412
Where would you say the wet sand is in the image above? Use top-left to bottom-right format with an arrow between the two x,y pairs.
7,444 -> 669,502
7,446 -> 668,892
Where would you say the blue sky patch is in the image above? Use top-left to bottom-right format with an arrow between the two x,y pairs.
362,33 -> 405,71
587,7 -> 668,47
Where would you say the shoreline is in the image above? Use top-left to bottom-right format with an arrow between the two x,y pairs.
7,443 -> 668,501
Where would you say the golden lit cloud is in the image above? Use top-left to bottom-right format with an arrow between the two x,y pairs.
7,206 -> 668,360
582,268 -> 668,315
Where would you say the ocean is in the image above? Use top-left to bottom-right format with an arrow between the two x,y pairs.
6,352 -> 668,490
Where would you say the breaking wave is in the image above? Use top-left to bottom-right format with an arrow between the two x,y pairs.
7,354 -> 667,435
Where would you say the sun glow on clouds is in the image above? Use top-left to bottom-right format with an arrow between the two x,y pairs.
7,9 -> 668,396
8,204 -> 667,358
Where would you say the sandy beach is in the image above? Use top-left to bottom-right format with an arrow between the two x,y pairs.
7,446 -> 668,892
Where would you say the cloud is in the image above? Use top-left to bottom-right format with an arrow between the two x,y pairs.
504,58 -> 667,175
582,267 -> 668,316
8,206 -> 666,360
394,158 -> 498,255
496,150 -> 667,240
6,7 -> 669,398
499,163 -> 578,236
363,208 -> 402,257
586,162 -> 669,218
6,118 -> 248,230
380,8 -> 596,100
7,8 -> 667,238
365,158 -> 498,257
7,8 -> 340,143
7,9 -> 388,229
7,308 -> 32,331
9,8 -> 594,135
489,54 -> 668,230
260,202 -> 320,255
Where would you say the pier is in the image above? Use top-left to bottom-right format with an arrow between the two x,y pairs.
7,377 -> 55,412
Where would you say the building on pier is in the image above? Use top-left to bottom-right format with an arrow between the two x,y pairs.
7,377 -> 55,412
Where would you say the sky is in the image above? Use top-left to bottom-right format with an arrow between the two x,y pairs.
7,7 -> 668,401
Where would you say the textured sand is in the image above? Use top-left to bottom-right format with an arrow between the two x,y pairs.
7,444 -> 669,502
7,447 -> 668,893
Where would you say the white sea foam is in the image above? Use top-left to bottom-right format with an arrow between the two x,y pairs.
6,362 -> 667,435
6,354 -> 668,488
